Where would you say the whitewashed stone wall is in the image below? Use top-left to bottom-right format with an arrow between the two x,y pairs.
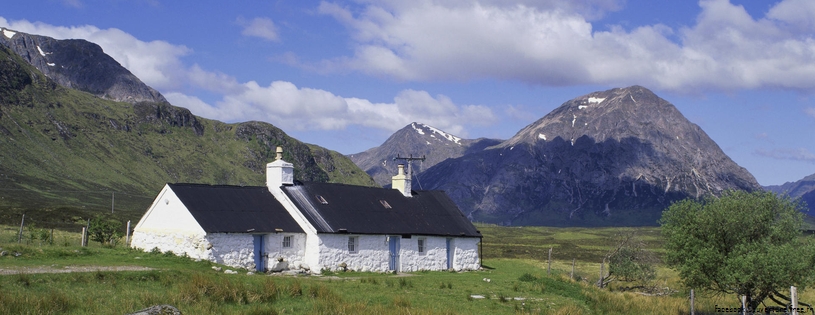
451,237 -> 481,271
398,236 -> 447,272
130,230 -> 209,258
205,233 -> 255,269
317,234 -> 390,272
311,234 -> 481,273
264,233 -> 307,270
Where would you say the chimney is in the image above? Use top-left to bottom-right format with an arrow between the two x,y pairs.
391,164 -> 411,197
267,146 -> 294,191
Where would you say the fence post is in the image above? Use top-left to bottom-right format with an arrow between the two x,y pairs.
690,289 -> 695,315
597,259 -> 605,288
792,286 -> 798,315
570,258 -> 575,281
18,214 -> 25,243
126,220 -> 131,246
547,247 -> 552,275
50,229 -> 54,245
81,227 -> 86,247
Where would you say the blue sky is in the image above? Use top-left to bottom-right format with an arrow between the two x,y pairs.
2,0 -> 815,186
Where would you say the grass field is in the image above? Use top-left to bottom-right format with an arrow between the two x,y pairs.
1,224 -> 812,314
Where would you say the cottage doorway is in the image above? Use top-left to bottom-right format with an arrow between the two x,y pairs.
253,235 -> 265,272
388,236 -> 401,272
446,238 -> 454,270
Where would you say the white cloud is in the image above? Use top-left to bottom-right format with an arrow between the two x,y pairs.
756,148 -> 815,163
238,17 -> 280,42
317,0 -> 815,92
0,17 -> 490,134
806,107 -> 815,119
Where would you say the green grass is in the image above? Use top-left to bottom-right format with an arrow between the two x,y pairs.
1,224 -> 813,314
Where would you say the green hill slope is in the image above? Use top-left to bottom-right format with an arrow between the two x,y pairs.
0,45 -> 376,227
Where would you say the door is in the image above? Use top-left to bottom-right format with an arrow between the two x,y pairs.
388,236 -> 400,272
446,238 -> 454,270
253,235 -> 265,272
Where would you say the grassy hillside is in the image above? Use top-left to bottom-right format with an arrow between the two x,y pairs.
0,45 -> 376,228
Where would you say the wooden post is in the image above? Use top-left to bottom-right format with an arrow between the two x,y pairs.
547,247 -> 552,275
125,220 -> 131,246
81,227 -> 86,247
690,289 -> 695,315
598,259 -> 605,288
50,229 -> 54,245
570,258 -> 575,281
792,286 -> 798,315
18,214 -> 25,243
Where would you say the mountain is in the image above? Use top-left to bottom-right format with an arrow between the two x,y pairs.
765,173 -> 815,214
0,27 -> 166,104
0,29 -> 375,228
348,122 -> 501,187
417,86 -> 761,226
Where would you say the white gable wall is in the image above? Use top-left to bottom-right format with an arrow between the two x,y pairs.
131,185 -> 208,258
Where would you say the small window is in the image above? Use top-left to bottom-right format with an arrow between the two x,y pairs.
348,236 -> 358,253
418,238 -> 426,254
379,200 -> 392,209
282,236 -> 292,248
316,195 -> 328,204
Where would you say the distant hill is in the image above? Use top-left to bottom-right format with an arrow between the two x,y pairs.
0,29 -> 375,228
348,122 -> 501,187
416,86 -> 761,226
765,173 -> 815,215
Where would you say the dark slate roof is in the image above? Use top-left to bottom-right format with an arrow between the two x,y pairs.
168,183 -> 303,233
281,182 -> 481,237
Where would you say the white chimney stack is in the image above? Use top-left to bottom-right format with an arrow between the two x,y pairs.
391,164 -> 412,197
267,146 -> 294,191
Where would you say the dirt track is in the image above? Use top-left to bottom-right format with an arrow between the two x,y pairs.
0,265 -> 154,275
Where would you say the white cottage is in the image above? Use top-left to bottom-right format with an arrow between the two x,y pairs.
132,147 -> 482,273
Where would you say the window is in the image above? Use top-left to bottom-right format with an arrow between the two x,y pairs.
282,236 -> 292,248
348,236 -> 358,253
418,238 -> 426,254
379,200 -> 392,209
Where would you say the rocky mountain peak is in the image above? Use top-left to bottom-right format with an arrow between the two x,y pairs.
0,27 -> 166,104
416,86 -> 761,226
348,122 -> 501,187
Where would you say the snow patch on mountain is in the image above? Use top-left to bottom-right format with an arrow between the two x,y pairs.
413,122 -> 461,145
3,29 -> 16,39
588,97 -> 605,104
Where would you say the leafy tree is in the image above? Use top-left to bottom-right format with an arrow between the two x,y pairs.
660,190 -> 815,311
88,216 -> 124,246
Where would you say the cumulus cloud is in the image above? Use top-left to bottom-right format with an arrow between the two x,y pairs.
316,0 -> 815,92
171,82 -> 494,133
755,148 -> 815,163
0,17 -> 490,134
238,17 -> 280,42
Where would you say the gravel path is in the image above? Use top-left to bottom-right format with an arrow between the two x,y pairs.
0,265 -> 154,275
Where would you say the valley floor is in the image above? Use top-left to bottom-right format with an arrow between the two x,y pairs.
0,224 -> 811,314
